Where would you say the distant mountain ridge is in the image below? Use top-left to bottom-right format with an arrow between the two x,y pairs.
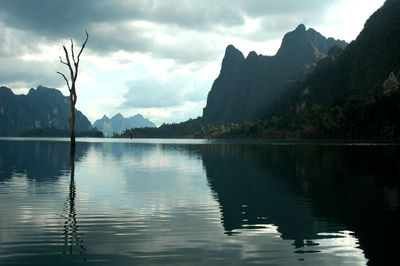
202,24 -> 347,123
93,113 -> 155,137
0,86 -> 92,136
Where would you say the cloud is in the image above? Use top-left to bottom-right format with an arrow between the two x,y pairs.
0,22 -> 66,89
121,100 -> 206,126
121,75 -> 209,109
122,78 -> 182,108
0,0 -> 244,37
0,0 -> 134,40
119,74 -> 210,125
239,0 -> 336,16
0,58 -> 61,87
0,0 -> 344,64
0,50 -> 65,90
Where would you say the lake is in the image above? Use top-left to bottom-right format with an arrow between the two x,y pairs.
0,138 -> 399,265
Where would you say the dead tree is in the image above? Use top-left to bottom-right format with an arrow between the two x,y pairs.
57,31 -> 89,147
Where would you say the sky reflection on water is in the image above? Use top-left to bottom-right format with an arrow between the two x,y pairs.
1,138 -> 399,265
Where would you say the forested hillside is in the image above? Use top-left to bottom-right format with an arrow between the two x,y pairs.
261,0 -> 400,139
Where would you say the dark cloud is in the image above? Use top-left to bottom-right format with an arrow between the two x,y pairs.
0,0 -> 337,33
0,23 -> 43,58
0,0 -> 244,64
0,0 -> 342,55
0,22 -> 65,89
88,22 -> 154,54
0,0 -> 136,39
0,0 -> 243,40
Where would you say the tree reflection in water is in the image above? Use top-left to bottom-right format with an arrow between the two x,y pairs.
62,144 -> 86,258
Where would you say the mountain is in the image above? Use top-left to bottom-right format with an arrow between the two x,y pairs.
114,1 -> 399,140
93,113 -> 156,137
0,86 -> 92,136
202,24 -> 347,123
266,0 -> 400,139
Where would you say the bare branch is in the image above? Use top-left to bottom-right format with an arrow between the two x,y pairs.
57,71 -> 71,91
59,56 -> 69,66
63,45 -> 75,82
73,31 -> 89,83
76,30 -> 89,64
71,39 -> 77,65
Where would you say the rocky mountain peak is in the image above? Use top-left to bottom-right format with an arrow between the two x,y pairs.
276,24 -> 312,58
246,51 -> 258,61
203,24 -> 348,123
111,113 -> 124,121
220,44 -> 245,76
295,23 -> 306,32
27,86 -> 64,98
0,86 -> 14,97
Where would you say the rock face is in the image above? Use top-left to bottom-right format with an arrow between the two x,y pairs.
202,24 -> 347,123
383,70 -> 400,95
0,86 -> 92,136
93,113 -> 155,137
271,0 -> 400,117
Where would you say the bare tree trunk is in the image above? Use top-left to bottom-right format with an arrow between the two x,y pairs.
69,82 -> 77,146
69,102 -> 76,146
57,31 -> 89,147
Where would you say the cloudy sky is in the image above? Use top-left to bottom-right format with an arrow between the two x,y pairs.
0,0 -> 385,125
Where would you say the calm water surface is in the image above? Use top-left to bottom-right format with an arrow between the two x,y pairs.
0,138 -> 399,265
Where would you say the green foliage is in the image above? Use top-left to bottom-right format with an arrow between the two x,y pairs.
114,117 -> 204,138
77,128 -> 104,138
206,90 -> 399,141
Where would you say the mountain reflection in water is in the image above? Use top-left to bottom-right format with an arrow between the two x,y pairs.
194,143 -> 400,265
0,138 -> 398,265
